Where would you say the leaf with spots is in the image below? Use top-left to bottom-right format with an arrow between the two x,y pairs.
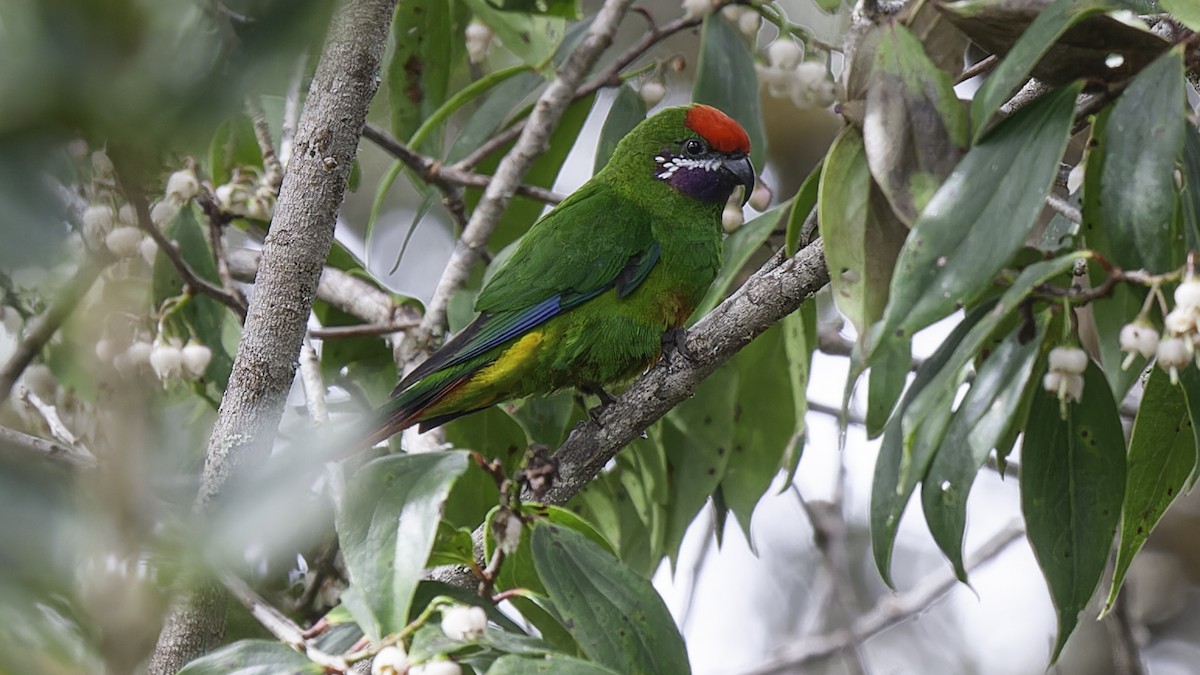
1105,366 -> 1197,613
1022,362 -> 1126,663
876,82 -> 1080,346
387,0 -> 469,143
531,523 -> 690,675
488,654 -> 621,674
1179,367 -> 1200,488
335,451 -> 470,641
462,0 -> 567,69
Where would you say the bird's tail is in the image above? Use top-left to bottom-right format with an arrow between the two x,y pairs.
354,372 -> 476,450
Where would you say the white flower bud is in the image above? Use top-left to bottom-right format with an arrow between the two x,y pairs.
440,605 -> 487,641
1048,346 -> 1088,375
1164,308 -> 1195,336
1067,162 -> 1085,194
139,236 -> 159,267
245,196 -> 272,222
215,183 -> 244,212
149,341 -> 183,381
82,204 -> 114,235
681,0 -> 713,21
1175,278 -> 1200,312
410,661 -> 463,675
105,226 -> 145,258
1157,336 -> 1191,384
640,81 -> 667,108
91,151 -> 114,176
720,4 -> 746,22
465,22 -> 494,64
150,200 -> 178,228
1119,321 -> 1160,369
1042,370 -> 1062,395
371,646 -> 409,675
737,10 -> 762,37
0,306 -> 21,337
767,39 -> 803,70
117,203 -> 138,228
495,511 -> 522,555
722,203 -> 744,233
165,169 -> 200,203
115,340 -> 153,378
748,182 -> 772,211
181,342 -> 212,379
1060,373 -> 1084,402
95,338 -> 119,363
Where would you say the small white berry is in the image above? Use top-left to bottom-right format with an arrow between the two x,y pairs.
1043,370 -> 1063,395
95,338 -> 118,363
737,10 -> 762,37
720,4 -> 746,22
91,151 -> 114,176
115,340 -> 153,378
149,341 -> 184,381
1157,336 -> 1191,384
1175,278 -> 1200,312
0,307 -> 21,336
150,200 -> 178,228
105,226 -> 145,259
681,0 -> 713,21
181,342 -> 212,379
1048,346 -> 1089,375
722,203 -> 744,233
1164,308 -> 1195,336
371,645 -> 409,675
767,39 -> 803,70
410,662 -> 462,675
440,604 -> 487,641
1119,321 -> 1160,369
165,169 -> 200,203
82,204 -> 115,249
640,81 -> 667,108
117,203 -> 138,228
748,182 -> 772,211
139,236 -> 159,267
465,22 -> 494,64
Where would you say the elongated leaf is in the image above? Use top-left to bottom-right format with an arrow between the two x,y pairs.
864,336 -> 911,438
694,15 -> 765,167
1105,366 -> 1196,612
531,523 -> 690,675
1100,48 -> 1187,273
178,640 -> 322,675
693,204 -> 788,318
781,300 -> 817,488
488,654 -> 621,675
336,452 -> 470,640
1179,367 -> 1200,488
594,84 -> 646,173
489,0 -> 582,19
968,0 -> 1112,141
784,161 -> 821,256
388,0 -> 467,142
207,114 -> 261,187
878,82 -> 1081,343
1022,363 -> 1126,663
1179,125 -> 1200,250
864,23 -> 967,225
721,324 -> 798,540
922,311 -> 1049,581
819,129 -> 908,342
1162,0 -> 1200,31
462,0 -> 566,68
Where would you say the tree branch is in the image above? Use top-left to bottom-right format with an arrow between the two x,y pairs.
146,0 -> 397,670
0,422 -> 95,468
0,255 -> 107,406
415,0 -> 637,339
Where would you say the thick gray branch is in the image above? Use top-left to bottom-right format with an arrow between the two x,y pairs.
416,0 -> 636,337
147,0 -> 396,671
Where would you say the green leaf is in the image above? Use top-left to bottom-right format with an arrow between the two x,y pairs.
864,24 -> 967,225
1022,362 -> 1126,663
968,0 -> 1112,141
878,82 -> 1081,343
178,640 -> 322,675
819,128 -> 908,342
462,0 -> 566,68
922,311 -> 1050,581
443,406 -> 529,528
1162,0 -> 1200,31
207,114 -> 261,187
780,300 -> 817,487
387,0 -> 468,142
485,0 -> 583,19
693,15 -> 765,168
531,523 -> 690,675
506,392 -> 575,447
488,654 -> 621,675
721,324 -> 799,539
864,336 -> 911,438
1179,366 -> 1200,488
1105,366 -> 1196,612
1099,47 -> 1187,273
693,203 -> 788,318
312,300 -> 397,401
336,452 -> 470,640
1179,125 -> 1200,250
662,366 -> 737,567
784,161 -> 822,256
594,84 -> 646,174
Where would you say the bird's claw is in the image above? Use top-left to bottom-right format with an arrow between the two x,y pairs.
661,327 -> 697,365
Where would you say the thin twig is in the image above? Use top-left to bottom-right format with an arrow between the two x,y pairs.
0,422 -> 95,468
299,335 -> 329,423
0,256 -> 106,406
220,571 -> 349,672
197,191 -> 248,311
955,54 -> 998,84
741,523 -> 1025,675
1046,193 -> 1081,224
16,386 -> 95,462
247,97 -> 284,192
309,320 -> 420,339
361,124 -> 565,206
414,0 -> 638,341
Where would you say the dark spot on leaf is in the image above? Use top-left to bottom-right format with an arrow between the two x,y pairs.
1137,526 -> 1144,534
1167,487 -> 1174,496
734,404 -> 743,423
403,56 -> 423,105
707,467 -> 716,475
1080,430 -> 1089,438
564,618 -> 574,629
704,415 -> 712,425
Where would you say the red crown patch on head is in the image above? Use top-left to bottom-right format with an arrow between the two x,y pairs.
684,104 -> 751,155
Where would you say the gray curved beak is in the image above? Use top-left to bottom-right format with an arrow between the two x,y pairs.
723,154 -> 755,205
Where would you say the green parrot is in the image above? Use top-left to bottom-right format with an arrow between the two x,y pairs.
362,103 -> 754,446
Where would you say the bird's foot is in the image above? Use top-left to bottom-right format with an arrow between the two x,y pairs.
661,327 -> 697,365
578,383 -> 616,426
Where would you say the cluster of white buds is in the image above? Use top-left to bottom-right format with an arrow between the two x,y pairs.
1153,276 -> 1200,384
465,21 -> 494,64
216,173 -> 276,222
756,39 -> 835,110
720,4 -> 763,37
104,335 -> 211,382
440,604 -> 487,641
371,645 -> 408,675
1043,346 -> 1088,404
681,0 -> 715,20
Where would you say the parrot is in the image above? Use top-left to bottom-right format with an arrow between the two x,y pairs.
361,103 -> 755,447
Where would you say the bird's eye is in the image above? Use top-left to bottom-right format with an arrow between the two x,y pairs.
683,138 -> 705,157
